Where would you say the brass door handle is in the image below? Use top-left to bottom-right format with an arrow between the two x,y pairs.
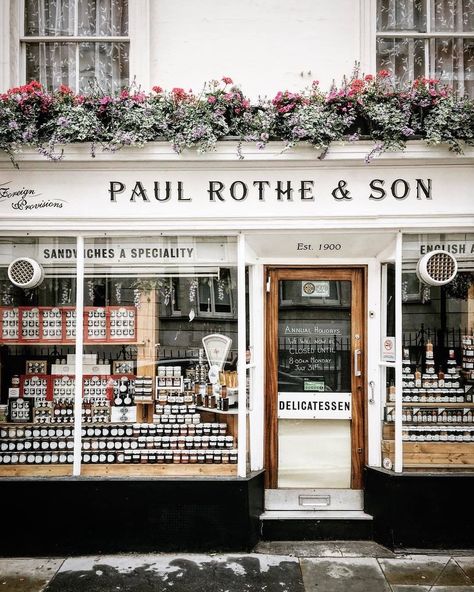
354,349 -> 362,377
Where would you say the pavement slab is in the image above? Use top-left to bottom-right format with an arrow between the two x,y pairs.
455,558 -> 474,582
300,557 -> 391,592
254,541 -> 343,557
0,558 -> 64,592
254,540 -> 395,558
378,555 -> 449,586
43,553 -> 305,592
434,558 -> 473,586
431,588 -> 474,591
390,587 -> 431,592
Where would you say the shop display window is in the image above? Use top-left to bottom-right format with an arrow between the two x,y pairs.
0,235 -> 241,476
383,233 -> 474,471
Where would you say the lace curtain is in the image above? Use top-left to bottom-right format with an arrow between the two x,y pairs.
25,0 -> 129,93
377,0 -> 474,96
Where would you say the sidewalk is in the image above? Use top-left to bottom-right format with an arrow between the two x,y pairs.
2,542 -> 474,592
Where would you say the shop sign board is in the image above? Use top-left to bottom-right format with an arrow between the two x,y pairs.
0,238 -> 236,267
277,392 -> 352,419
1,166 -> 473,220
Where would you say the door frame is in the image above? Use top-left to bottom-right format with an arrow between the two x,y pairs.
264,266 -> 367,489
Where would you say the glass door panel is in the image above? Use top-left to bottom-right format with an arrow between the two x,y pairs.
277,279 -> 352,488
265,268 -> 365,492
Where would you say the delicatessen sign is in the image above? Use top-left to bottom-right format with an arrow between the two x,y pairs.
278,393 -> 352,419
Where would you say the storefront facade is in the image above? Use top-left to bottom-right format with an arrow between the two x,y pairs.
1,141 -> 474,551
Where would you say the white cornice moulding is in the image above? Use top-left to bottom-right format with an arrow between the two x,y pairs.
1,141 -> 474,168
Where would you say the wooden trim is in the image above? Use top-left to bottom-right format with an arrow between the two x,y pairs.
0,464 -> 237,477
264,266 -> 367,490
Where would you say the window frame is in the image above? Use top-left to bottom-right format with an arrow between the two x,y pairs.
20,0 -> 130,92
375,0 -> 474,94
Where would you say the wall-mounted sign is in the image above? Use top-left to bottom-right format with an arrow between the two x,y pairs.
382,336 -> 396,362
1,166 -> 472,221
278,392 -> 351,419
302,281 -> 330,298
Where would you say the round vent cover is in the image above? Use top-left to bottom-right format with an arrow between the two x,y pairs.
8,257 -> 44,289
416,250 -> 458,286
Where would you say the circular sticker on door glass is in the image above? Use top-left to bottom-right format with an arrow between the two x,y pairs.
302,282 -> 316,295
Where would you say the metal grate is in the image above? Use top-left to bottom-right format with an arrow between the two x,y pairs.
9,259 -> 35,286
425,252 -> 456,283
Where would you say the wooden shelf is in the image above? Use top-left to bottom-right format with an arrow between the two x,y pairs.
387,402 -> 474,407
0,463 -> 237,477
382,439 -> 474,467
196,406 -> 241,415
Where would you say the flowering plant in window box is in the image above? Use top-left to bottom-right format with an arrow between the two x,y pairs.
1,73 -> 474,166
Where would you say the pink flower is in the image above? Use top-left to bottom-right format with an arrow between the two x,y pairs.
172,87 -> 187,100
152,85 -> 163,94
378,69 -> 390,78
242,99 -> 250,109
222,76 -> 233,85
364,74 -> 374,82
207,95 -> 217,104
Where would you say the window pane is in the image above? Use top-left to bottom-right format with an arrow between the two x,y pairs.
377,0 -> 426,32
25,0 -> 75,36
79,42 -> 129,94
78,0 -> 129,36
432,0 -> 474,32
0,237 -> 78,476
25,42 -> 76,91
80,236 -> 239,475
214,270 -> 232,314
401,233 -> 474,471
433,38 -> 474,97
376,37 -> 425,86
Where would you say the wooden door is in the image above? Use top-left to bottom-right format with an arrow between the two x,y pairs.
265,267 -> 366,489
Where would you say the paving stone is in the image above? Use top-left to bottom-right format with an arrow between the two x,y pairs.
431,587 -> 474,592
435,559 -> 473,586
378,556 -> 449,586
454,558 -> 474,582
44,554 -> 305,592
390,587 -> 431,592
336,541 -> 396,558
0,558 -> 64,592
300,557 -> 391,592
254,541 -> 343,557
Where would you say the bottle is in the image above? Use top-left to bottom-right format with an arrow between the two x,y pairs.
414,368 -> 421,388
437,367 -> 444,384
426,340 -> 433,359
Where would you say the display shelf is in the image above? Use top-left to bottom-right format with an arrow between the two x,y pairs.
196,406 -> 240,415
0,464 -> 237,477
382,439 -> 474,467
81,464 -> 237,476
0,465 -> 73,477
0,305 -> 137,345
387,402 -> 474,408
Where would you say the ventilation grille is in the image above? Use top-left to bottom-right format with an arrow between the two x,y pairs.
8,258 -> 44,289
416,250 -> 458,286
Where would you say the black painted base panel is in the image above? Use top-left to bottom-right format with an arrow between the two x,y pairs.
365,467 -> 474,550
260,519 -> 374,541
0,472 -> 264,556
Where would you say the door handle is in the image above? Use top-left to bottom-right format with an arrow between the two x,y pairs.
369,380 -> 376,404
354,349 -> 362,377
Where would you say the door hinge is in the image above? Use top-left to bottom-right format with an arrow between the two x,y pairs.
266,275 -> 271,293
